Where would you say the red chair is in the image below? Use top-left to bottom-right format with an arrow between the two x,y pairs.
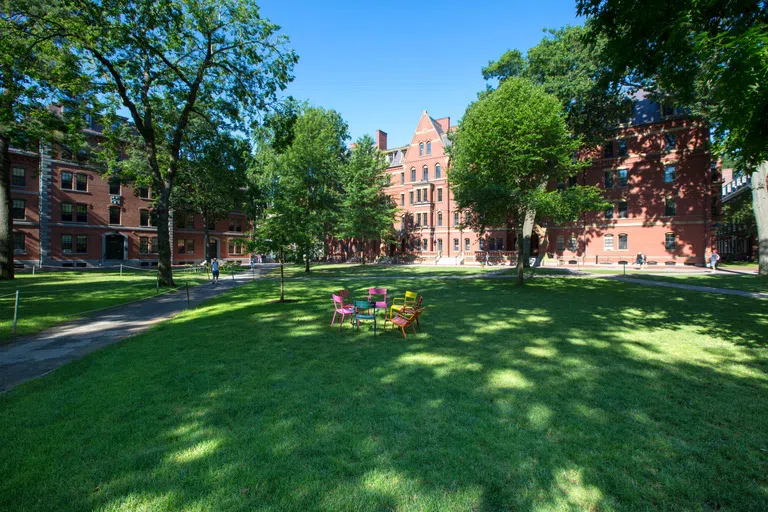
367,288 -> 387,312
331,293 -> 355,332
338,289 -> 353,309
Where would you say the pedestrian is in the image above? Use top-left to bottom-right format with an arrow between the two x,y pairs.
250,255 -> 255,270
635,251 -> 644,270
211,257 -> 220,284
710,249 -> 720,272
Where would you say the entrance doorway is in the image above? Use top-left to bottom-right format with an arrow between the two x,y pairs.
105,234 -> 124,260
208,239 -> 219,261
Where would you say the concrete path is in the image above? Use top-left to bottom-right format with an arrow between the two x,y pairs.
603,275 -> 768,300
0,266 -> 277,393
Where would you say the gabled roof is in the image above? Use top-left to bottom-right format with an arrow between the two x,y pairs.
428,116 -> 451,147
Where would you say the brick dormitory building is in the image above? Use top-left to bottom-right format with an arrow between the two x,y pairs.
372,95 -> 720,266
8,116 -> 251,269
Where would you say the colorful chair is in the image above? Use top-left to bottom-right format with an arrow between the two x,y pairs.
367,288 -> 387,312
390,290 -> 418,320
331,293 -> 355,332
354,300 -> 378,335
338,289 -> 353,309
389,306 -> 427,338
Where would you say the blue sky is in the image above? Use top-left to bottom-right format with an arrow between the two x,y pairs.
258,0 -> 583,147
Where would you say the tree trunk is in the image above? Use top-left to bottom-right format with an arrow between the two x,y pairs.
305,246 -> 310,273
521,207 -> 536,268
516,225 -> 525,285
0,134 -> 14,280
155,187 -> 174,287
202,213 -> 210,263
534,225 -> 549,267
279,247 -> 285,302
752,163 -> 768,276
361,240 -> 366,265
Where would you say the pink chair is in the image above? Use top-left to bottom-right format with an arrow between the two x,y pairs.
331,293 -> 355,332
368,288 -> 387,312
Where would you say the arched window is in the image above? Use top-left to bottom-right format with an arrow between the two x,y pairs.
568,235 -> 578,252
426,141 -> 432,155
618,233 -> 628,250
422,238 -> 428,251
464,238 -> 470,251
665,232 -> 676,250
437,211 -> 443,226
410,168 -> 416,182
604,234 -> 614,251
435,163 -> 441,179
479,239 -> 485,250
422,165 -> 429,181
556,236 -> 565,252
453,238 -> 459,251
419,143 -> 424,156
454,212 -> 459,226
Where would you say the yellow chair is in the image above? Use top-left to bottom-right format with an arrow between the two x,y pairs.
389,290 -> 418,320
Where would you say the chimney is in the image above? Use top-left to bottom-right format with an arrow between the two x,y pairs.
435,117 -> 450,133
375,130 -> 388,150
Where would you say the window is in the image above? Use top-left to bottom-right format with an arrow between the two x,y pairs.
422,212 -> 428,226
177,239 -> 194,254
454,212 -> 459,226
109,177 -> 120,195
229,218 -> 242,232
665,197 -> 677,216
419,143 -> 424,156
422,238 -> 428,251
76,203 -> 87,223
109,206 -> 121,225
175,213 -> 187,229
437,239 -> 443,252
400,173 -> 404,184
410,168 -> 416,182
415,214 -> 420,227
665,233 -> 676,250
61,234 -> 73,253
664,133 -> 677,151
437,211 -> 443,226
604,234 -> 614,251
464,238 -> 470,251
618,201 -> 628,218
422,166 -> 428,182
489,238 -> 496,251
13,232 -> 25,253
556,236 -> 565,252
140,209 -> 149,226
618,233 -> 628,250
409,191 -> 414,204
497,238 -> 503,250
12,199 -> 25,220
61,171 -> 73,190
150,210 -> 158,227
435,164 -> 441,179
208,219 -> 216,230
617,140 -> 628,157
76,234 -> 87,253
426,141 -> 431,155
604,171 -> 614,188
618,169 -> 628,187
139,186 -> 150,199
150,237 -> 158,253
453,238 -> 459,251
140,237 -> 149,254
465,212 -> 470,225
400,193 -> 405,206
437,188 -> 443,202
12,167 -> 25,187
664,165 -> 676,183
603,142 -> 614,158
61,202 -> 73,222
479,239 -> 485,251
416,189 -> 421,203
228,240 -> 244,255
568,235 -> 577,252
605,205 -> 614,219
76,173 -> 87,192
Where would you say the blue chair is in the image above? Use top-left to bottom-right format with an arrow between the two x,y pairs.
354,300 -> 378,335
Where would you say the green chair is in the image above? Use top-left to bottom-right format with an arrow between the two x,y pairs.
354,300 -> 378,335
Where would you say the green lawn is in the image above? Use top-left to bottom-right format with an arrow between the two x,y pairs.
1,276 -> 767,511
621,272 -> 768,294
0,268 -> 209,342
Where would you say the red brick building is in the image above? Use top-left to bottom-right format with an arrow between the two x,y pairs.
9,118 -> 251,268
379,99 -> 718,266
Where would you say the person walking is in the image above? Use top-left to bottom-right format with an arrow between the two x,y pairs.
211,257 -> 220,284
250,255 -> 255,271
710,249 -> 720,272
635,251 -> 644,270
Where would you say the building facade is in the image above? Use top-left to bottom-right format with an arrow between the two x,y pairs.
9,120 -> 251,268
379,99 -> 718,266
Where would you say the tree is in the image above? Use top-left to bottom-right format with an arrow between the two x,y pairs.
174,117 -> 248,263
577,0 -> 768,275
0,1 -> 91,279
449,78 -> 605,284
337,135 -> 398,264
28,0 -> 297,285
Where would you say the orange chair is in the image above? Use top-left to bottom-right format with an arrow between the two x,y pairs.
388,307 -> 426,338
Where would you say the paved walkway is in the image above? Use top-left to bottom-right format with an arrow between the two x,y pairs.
0,266 -> 277,393
603,275 -> 768,299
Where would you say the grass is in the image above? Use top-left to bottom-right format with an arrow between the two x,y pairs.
1,275 -> 767,511
618,272 -> 768,294
0,268 -> 210,342
269,263 -> 496,279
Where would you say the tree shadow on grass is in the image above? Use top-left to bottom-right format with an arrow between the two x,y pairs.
0,277 -> 766,511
